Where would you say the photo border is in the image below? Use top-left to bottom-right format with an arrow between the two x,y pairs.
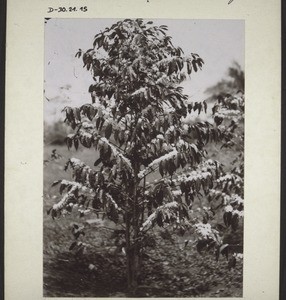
5,1 -> 281,299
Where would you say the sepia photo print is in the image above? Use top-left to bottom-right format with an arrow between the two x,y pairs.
43,18 -> 245,297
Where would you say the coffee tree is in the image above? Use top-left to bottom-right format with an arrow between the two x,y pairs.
48,19 -> 244,293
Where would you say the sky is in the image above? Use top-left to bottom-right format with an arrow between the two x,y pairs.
44,18 -> 244,124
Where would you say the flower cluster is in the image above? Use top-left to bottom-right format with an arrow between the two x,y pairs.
233,253 -> 243,260
177,169 -> 211,183
194,222 -> 220,242
224,208 -> 243,218
138,149 -> 178,179
214,108 -> 243,121
140,201 -> 178,232
52,181 -> 82,211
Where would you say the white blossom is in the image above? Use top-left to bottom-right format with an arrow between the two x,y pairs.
230,194 -> 244,205
52,181 -> 83,211
162,105 -> 176,114
89,264 -> 96,270
70,158 -> 82,166
81,122 -> 94,129
195,222 -> 220,243
172,190 -> 182,196
106,192 -> 119,209
233,253 -> 243,260
79,131 -> 93,139
140,201 -> 178,231
176,139 -> 186,147
177,170 -> 211,183
232,209 -> 244,217
214,108 -> 243,120
131,87 -> 146,96
138,149 -> 178,179
195,222 -> 212,238
225,205 -> 233,212
53,194 -> 70,211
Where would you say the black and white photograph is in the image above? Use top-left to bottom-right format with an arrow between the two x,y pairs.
43,18 -> 245,297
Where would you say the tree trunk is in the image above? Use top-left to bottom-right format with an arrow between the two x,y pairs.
126,164 -> 141,295
125,212 -> 140,295
126,244 -> 140,295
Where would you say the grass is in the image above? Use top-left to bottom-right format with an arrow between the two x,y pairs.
43,144 -> 243,297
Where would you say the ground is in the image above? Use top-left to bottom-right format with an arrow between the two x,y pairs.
43,145 -> 243,297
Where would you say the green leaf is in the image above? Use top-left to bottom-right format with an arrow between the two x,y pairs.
73,107 -> 81,121
167,60 -> 177,76
96,117 -> 101,130
159,161 -> 164,177
69,241 -> 77,251
51,180 -> 61,187
75,50 -> 82,58
203,100 -> 207,113
192,60 -> 198,72
223,212 -> 232,227
105,123 -> 113,139
216,223 -> 226,231
88,106 -> 97,120
66,137 -> 73,149
196,240 -> 207,254
167,160 -> 176,176
231,214 -> 239,231
198,102 -> 202,115
59,183 -> 67,195
187,61 -> 192,74
157,211 -> 163,227
98,172 -> 104,186
220,244 -> 229,260
51,209 -> 57,219
74,139 -> 79,150
94,158 -> 102,166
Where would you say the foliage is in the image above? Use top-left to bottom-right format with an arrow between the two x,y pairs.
205,61 -> 244,96
47,18 -> 244,294
44,120 -> 72,145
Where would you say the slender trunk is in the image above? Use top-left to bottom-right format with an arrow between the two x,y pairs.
125,162 -> 141,295
125,213 -> 141,295
126,244 -> 140,295
125,213 -> 132,289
